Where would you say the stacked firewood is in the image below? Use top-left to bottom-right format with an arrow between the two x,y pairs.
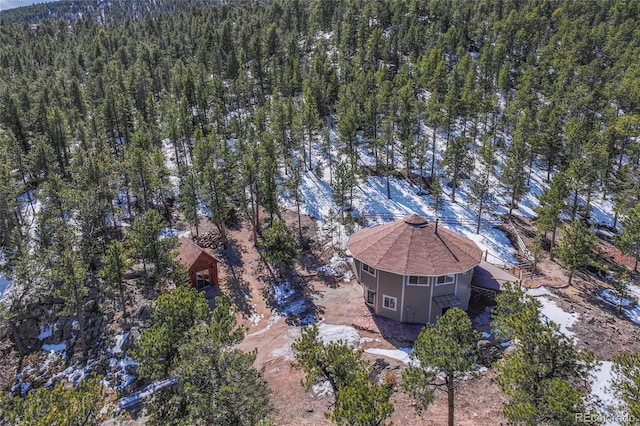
192,232 -> 222,249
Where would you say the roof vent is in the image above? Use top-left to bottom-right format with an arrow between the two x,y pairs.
404,214 -> 429,228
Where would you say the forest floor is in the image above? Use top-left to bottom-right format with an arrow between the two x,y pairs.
6,210 -> 639,426
211,212 -> 508,426
157,211 -> 640,426
513,216 -> 640,361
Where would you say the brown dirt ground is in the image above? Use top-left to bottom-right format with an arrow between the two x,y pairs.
206,213 -> 508,426
511,216 -> 640,360
113,211 -> 640,425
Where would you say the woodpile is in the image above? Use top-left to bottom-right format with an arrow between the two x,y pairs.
192,232 -> 222,249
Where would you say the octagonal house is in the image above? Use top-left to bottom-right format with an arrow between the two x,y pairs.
347,214 -> 482,324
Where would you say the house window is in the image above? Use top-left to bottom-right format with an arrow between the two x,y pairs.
408,276 -> 429,286
382,295 -> 397,311
362,263 -> 376,276
366,289 -> 376,305
196,270 -> 210,290
436,274 -> 455,286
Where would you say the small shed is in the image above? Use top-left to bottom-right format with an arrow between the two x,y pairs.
175,237 -> 220,290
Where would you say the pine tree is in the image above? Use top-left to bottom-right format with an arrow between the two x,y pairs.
99,240 -> 133,322
284,157 -> 305,243
194,131 -> 231,243
132,285 -> 210,380
442,135 -> 472,202
52,243 -> 90,357
491,283 -> 596,425
468,169 -> 496,233
402,308 -> 479,426
145,294 -> 274,426
1,376 -> 113,426
332,161 -> 356,220
430,175 -> 445,219
292,324 -> 394,426
536,171 -> 570,260
617,202 -> 640,272
556,220 -> 598,286
177,164 -> 200,236
127,208 -> 177,280
261,219 -> 298,277
501,126 -> 529,217
612,164 -> 640,230
611,351 -> 640,424
258,131 -> 281,225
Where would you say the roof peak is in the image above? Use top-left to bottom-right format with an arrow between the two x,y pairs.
403,214 -> 429,227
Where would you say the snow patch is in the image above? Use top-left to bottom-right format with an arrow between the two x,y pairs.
538,298 -> 579,338
270,327 -> 302,360
38,324 -> 53,340
589,361 -> 617,425
621,306 -> 640,326
526,286 -> 553,297
0,275 -> 11,300
42,341 -> 67,359
248,312 -> 264,326
108,332 -> 130,355
271,281 -> 315,325
527,288 -> 579,338
312,380 -> 334,396
600,289 -> 634,309
316,323 -> 360,347
365,347 -> 414,364
599,288 -> 640,325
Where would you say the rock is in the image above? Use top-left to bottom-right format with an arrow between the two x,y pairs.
123,269 -> 145,280
120,331 -> 136,352
123,327 -> 142,352
17,318 -> 39,342
86,325 -> 99,341
136,305 -> 151,322
503,344 -> 518,356
477,340 -> 502,366
84,300 -> 98,313
55,317 -> 73,341
93,358 -> 109,376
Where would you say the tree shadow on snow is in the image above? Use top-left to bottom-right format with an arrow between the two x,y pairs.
262,271 -> 324,327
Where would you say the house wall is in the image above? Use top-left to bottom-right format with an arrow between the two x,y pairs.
403,282 -> 431,324
456,268 -> 473,309
187,253 -> 219,288
353,257 -> 477,324
428,269 -> 474,322
376,270 -> 403,322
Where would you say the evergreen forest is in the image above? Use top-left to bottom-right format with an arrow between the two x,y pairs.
2,0 -> 640,424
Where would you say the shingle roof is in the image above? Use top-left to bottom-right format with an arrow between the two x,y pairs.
347,214 -> 482,276
176,237 -> 219,269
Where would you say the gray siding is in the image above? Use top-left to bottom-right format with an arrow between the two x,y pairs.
352,257 -> 477,324
376,270 -> 403,322
456,269 -> 473,310
403,283 -> 431,324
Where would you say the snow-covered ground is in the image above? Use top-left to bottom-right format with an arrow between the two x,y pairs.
0,275 -> 11,300
365,347 -> 414,365
600,288 -> 640,326
590,361 -> 617,425
271,281 -> 315,325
